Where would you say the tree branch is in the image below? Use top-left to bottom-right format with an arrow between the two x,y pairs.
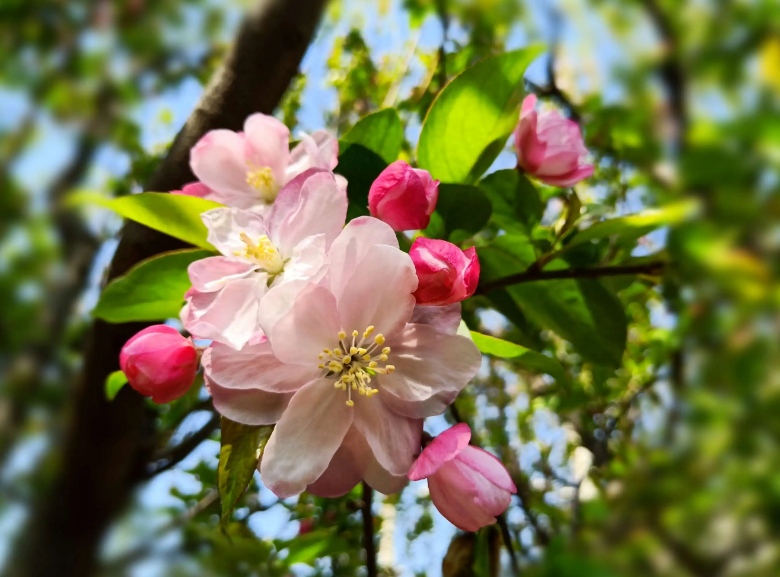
496,512 -> 520,577
5,2 -> 329,576
362,482 -> 378,577
476,262 -> 666,295
145,413 -> 220,479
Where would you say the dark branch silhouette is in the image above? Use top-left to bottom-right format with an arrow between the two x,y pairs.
362,482 -> 378,577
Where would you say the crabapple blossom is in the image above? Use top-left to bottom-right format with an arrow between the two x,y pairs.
514,94 -> 594,187
410,237 -> 480,306
181,168 -> 347,350
203,216 -> 482,498
368,160 -> 439,231
408,423 -> 517,532
188,113 -> 338,210
119,325 -> 199,404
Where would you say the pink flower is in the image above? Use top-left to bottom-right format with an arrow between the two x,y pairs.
514,94 -> 594,187
410,238 -> 480,306
189,113 -> 338,209
119,325 -> 199,404
203,216 -> 482,498
408,423 -> 517,532
181,169 -> 347,350
368,160 -> 439,231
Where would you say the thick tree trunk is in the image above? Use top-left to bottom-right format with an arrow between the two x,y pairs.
5,1 -> 327,576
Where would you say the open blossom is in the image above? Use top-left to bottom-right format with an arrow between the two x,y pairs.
187,113 -> 338,210
203,216 -> 482,498
181,168 -> 347,350
408,423 -> 516,532
368,160 -> 439,231
120,325 -> 199,404
514,94 -> 593,187
410,238 -> 479,306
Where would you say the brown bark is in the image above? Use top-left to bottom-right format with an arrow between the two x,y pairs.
5,1 -> 327,576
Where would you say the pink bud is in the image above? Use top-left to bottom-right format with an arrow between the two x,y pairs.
410,238 -> 479,306
408,423 -> 517,532
171,181 -> 214,198
119,325 -> 199,404
514,94 -> 594,187
368,160 -> 439,231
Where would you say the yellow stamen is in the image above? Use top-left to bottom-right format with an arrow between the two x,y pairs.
374,334 -> 385,345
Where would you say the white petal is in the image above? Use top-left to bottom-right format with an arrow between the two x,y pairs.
260,378 -> 353,498
188,257 -> 255,292
201,207 -> 269,259
352,396 -> 422,476
275,234 -> 327,285
190,129 -> 254,197
410,303 -> 462,335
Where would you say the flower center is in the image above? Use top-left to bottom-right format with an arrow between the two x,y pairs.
317,326 -> 395,407
235,232 -> 284,274
245,165 -> 279,203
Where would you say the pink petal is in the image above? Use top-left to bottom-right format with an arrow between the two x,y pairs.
368,161 -> 433,231
201,207 -> 269,260
452,457 -> 512,516
378,323 -> 482,417
307,427 -> 366,498
337,244 -> 417,339
353,396 -> 422,476
190,129 -> 254,197
380,389 -> 460,421
266,283 -> 341,365
363,458 -> 409,495
260,378 -> 353,498
287,130 -> 339,177
326,216 -> 399,302
533,150 -> 580,177
456,446 -> 517,494
207,340 -> 319,393
188,256 -> 255,292
408,422 -> 471,481
428,461 -> 497,532
243,113 -> 290,184
410,303 -> 463,335
257,279 -> 311,339
275,234 -> 328,284
521,94 -> 537,118
538,164 -> 594,187
267,169 -> 347,252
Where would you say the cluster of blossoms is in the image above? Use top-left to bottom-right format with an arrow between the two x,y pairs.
119,98 -> 591,531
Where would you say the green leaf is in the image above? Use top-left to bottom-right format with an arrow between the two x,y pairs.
80,192 -> 223,249
93,249 -> 213,323
105,370 -> 128,401
341,108 -> 403,164
417,46 -> 544,184
470,331 -> 570,385
479,235 -> 627,367
218,417 -> 272,525
435,183 -> 492,238
334,143 -> 388,220
479,169 -> 542,234
565,199 -> 700,249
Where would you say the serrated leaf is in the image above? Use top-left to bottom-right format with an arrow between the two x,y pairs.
470,331 -> 570,385
105,370 -> 128,401
93,249 -> 213,323
218,418 -> 272,525
417,46 -> 544,184
342,108 -> 403,164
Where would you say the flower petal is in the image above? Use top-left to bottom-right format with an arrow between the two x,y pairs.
353,396 -> 422,476
268,169 -> 347,252
287,130 -> 339,177
337,244 -> 417,339
188,256 -> 255,292
539,164 -> 594,187
326,216 -> 398,301
201,207 -> 269,259
379,323 -> 482,415
428,460 -> 496,531
410,303 -> 462,335
452,457 -> 512,516
307,427 -> 366,498
243,113 -> 290,184
190,130 -> 253,197
260,378 -> 354,498
408,423 -> 471,480
275,233 -> 328,285
266,283 -> 341,365
257,279 -> 311,339
455,446 -> 517,494
208,340 -> 319,393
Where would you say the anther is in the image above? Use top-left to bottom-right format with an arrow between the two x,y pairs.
386,365 -> 395,372
382,347 -> 391,354
350,347 -> 358,355
346,400 -> 354,407
368,361 -> 378,369
374,334 -> 385,345
379,354 -> 388,361
338,331 -> 346,340
352,330 -> 359,337
343,356 -> 352,364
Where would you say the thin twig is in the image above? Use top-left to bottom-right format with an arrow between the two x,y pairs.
145,413 -> 220,478
497,512 -> 521,576
476,262 -> 666,295
361,482 -> 377,577
435,0 -> 449,90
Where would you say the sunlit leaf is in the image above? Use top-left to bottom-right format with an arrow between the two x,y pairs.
435,183 -> 492,238
93,249 -> 213,323
335,143 -> 387,220
479,169 -> 542,234
104,370 -> 128,401
417,46 -> 544,184
341,108 -> 403,163
470,331 -> 570,385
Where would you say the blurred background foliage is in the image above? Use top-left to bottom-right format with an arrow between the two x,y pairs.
1,0 -> 779,576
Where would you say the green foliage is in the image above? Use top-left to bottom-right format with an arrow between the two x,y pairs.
341,108 -> 403,164
479,169 -> 542,234
417,46 -> 543,183
433,183 -> 493,239
470,331 -> 570,385
104,370 -> 128,401
92,249 -> 213,323
218,418 -> 273,526
334,143 -> 388,220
